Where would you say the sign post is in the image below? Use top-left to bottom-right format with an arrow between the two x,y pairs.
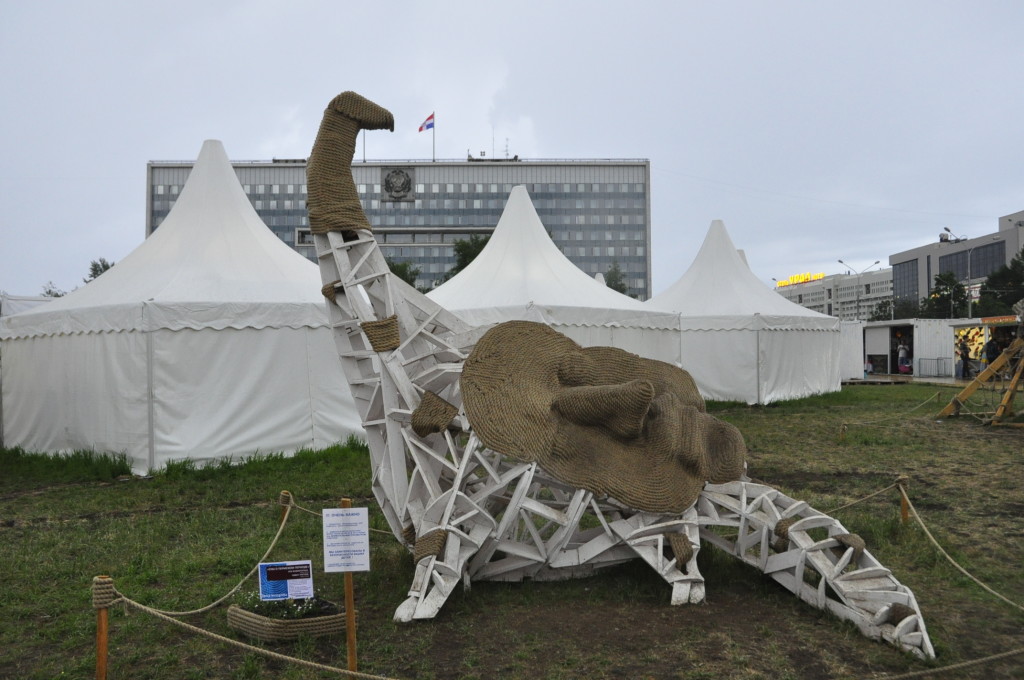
323,498 -> 370,671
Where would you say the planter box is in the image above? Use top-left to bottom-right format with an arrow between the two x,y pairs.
226,604 -> 346,642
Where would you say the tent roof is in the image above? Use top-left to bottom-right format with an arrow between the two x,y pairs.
427,185 -> 647,312
647,220 -> 835,322
1,140 -> 325,338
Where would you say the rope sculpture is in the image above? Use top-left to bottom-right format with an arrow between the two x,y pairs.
307,90 -> 935,659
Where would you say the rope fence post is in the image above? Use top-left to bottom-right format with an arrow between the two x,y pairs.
896,476 -> 909,524
341,497 -> 358,672
279,490 -> 292,526
92,575 -> 116,680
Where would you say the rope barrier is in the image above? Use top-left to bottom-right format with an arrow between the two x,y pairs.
280,492 -> 393,536
898,485 -> 1024,614
111,589 -> 401,680
134,504 -> 294,618
839,391 -> 941,430
824,480 -> 902,514
90,485 -> 1024,679
869,646 -> 1024,679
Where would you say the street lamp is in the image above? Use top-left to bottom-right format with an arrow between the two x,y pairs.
837,259 -> 880,320
942,229 -> 998,318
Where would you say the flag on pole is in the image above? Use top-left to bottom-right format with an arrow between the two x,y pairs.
418,113 -> 435,132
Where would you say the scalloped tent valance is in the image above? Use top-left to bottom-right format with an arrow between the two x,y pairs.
0,140 -> 361,471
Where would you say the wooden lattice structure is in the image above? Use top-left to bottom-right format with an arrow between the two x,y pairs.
308,91 -> 934,659
939,335 -> 1024,427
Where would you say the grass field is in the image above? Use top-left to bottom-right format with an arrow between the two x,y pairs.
1,383 -> 1022,679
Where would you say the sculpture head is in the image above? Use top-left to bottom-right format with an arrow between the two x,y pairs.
461,321 -> 746,513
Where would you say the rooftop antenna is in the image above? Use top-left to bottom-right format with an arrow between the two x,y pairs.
505,137 -> 510,159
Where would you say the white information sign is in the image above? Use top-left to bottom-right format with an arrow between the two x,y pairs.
258,560 -> 314,601
323,507 -> 370,573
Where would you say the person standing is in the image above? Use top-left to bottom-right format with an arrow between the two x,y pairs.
958,339 -> 972,379
897,341 -> 910,373
984,336 -> 1000,368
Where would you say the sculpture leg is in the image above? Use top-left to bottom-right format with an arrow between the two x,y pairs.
610,506 -> 705,605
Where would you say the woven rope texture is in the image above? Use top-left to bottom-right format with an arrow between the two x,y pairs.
360,315 -> 400,352
412,391 -> 458,436
668,533 -> 694,567
413,530 -> 448,564
226,604 -> 346,642
307,92 -> 394,235
460,321 -> 746,513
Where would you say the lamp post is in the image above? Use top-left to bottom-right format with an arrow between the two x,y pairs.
942,229 -> 998,318
837,259 -> 880,320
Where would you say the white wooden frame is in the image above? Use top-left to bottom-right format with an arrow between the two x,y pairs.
310,111 -> 934,659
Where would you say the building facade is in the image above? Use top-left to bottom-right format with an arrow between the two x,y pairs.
889,211 -> 1024,306
774,268 -> 893,320
147,158 -> 653,298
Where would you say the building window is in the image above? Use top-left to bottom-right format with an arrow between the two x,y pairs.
892,260 -> 918,301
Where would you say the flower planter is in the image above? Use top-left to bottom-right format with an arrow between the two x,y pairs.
226,604 -> 346,642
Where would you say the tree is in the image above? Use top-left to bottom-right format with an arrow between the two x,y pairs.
385,257 -> 421,288
868,297 -> 920,321
918,271 -> 968,319
84,257 -> 115,283
974,245 -> 1024,316
441,235 -> 490,282
604,261 -> 628,294
40,281 -> 66,297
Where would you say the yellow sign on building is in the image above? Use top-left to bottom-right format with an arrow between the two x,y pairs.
775,272 -> 825,288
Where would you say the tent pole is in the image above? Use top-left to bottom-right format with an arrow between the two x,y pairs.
145,305 -> 156,472
755,316 -> 762,405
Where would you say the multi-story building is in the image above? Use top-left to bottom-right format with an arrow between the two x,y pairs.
776,210 -> 1024,319
147,158 -> 653,298
774,268 -> 893,320
889,211 -> 1024,307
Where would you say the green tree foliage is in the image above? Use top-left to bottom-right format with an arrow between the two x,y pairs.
385,257 -> 421,288
442,235 -> 490,282
974,246 -> 1024,316
868,297 -> 920,321
604,261 -> 628,294
84,257 -> 114,283
918,271 -> 968,318
40,281 -> 66,297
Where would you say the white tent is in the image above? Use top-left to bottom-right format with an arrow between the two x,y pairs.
0,140 -> 361,472
0,293 -> 52,317
647,220 -> 840,404
427,185 -> 681,361
840,320 -> 867,380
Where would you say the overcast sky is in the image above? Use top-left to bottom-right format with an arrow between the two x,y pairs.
2,1 -> 1022,298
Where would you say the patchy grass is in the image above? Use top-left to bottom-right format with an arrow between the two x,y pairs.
2,387 -> 1022,679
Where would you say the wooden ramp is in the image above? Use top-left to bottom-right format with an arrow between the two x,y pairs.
938,337 -> 1024,427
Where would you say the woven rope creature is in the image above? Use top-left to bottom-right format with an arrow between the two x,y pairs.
308,91 -> 934,659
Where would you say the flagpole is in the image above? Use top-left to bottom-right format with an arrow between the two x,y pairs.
432,117 -> 436,162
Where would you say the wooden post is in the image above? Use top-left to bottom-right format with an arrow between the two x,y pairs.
898,479 -> 909,524
95,576 -> 109,680
279,490 -> 291,526
341,497 -> 358,672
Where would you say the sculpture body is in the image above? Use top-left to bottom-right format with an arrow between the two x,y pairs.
308,91 -> 934,659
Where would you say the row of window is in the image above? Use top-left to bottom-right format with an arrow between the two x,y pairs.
362,198 -> 646,212
358,182 -> 645,195
380,245 -> 646,259
412,275 -> 647,289
366,214 -> 645,227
